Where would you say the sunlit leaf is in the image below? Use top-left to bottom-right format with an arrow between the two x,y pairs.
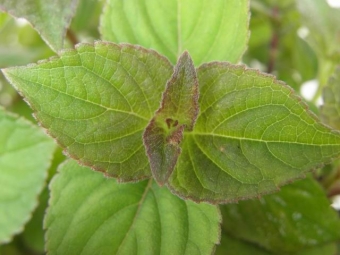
100,0 -> 249,65
168,62 -> 340,203
2,42 -> 174,182
144,52 -> 198,185
320,66 -> 340,130
220,177 -> 340,253
0,108 -> 55,243
45,160 -> 221,255
0,0 -> 79,52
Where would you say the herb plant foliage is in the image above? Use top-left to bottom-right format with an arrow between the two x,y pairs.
1,0 -> 340,254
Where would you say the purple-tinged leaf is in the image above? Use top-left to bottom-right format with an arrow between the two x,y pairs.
143,52 -> 199,185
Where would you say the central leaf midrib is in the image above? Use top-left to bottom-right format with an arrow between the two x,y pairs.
187,132 -> 340,146
116,179 -> 153,254
11,73 -> 149,122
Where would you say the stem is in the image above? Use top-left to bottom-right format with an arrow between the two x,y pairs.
267,7 -> 279,74
66,29 -> 78,46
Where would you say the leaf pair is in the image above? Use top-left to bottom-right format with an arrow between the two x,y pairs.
144,52 -> 199,185
3,42 -> 340,203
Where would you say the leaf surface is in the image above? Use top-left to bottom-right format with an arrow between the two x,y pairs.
143,52 -> 198,185
320,66 -> 340,130
100,0 -> 249,65
0,108 -> 55,243
216,232 -> 337,255
168,62 -> 340,203
45,160 -> 221,255
220,177 -> 340,253
0,0 -> 79,52
2,42 -> 174,182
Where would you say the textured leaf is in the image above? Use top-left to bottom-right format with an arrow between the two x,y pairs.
320,67 -> 340,130
0,108 -> 55,243
2,42 -> 174,182
0,0 -> 79,52
167,62 -> 340,203
220,177 -> 340,253
45,160 -> 221,255
100,0 -> 249,65
143,52 -> 198,185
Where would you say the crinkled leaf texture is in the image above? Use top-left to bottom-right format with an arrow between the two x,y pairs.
3,43 -> 340,204
167,62 -> 340,203
144,52 -> 199,185
0,0 -> 79,52
45,160 -> 221,255
100,0 -> 249,65
220,177 -> 340,254
320,66 -> 340,130
2,42 -> 174,182
0,108 -> 55,244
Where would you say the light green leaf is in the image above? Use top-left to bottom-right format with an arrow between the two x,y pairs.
45,160 -> 221,255
100,0 -> 249,65
2,42 -> 174,182
168,62 -> 340,203
144,52 -> 199,185
320,66 -> 340,130
220,177 -> 340,254
0,108 -> 55,244
0,0 -> 79,52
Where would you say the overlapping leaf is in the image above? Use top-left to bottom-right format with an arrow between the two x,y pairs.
167,62 -> 340,203
0,108 -> 55,243
320,67 -> 340,130
4,44 -> 340,203
100,0 -> 249,65
2,42 -> 174,182
144,52 -> 198,185
0,0 -> 79,52
45,160 -> 221,255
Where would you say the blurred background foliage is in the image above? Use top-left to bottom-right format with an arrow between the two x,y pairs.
1,0 -> 340,254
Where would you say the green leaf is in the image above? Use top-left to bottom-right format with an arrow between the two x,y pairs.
100,0 -> 249,65
0,0 -> 79,52
220,177 -> 340,254
320,67 -> 340,130
45,160 -> 221,255
216,232 -> 337,255
296,0 -> 340,58
167,62 -> 340,203
296,0 -> 340,89
143,52 -> 199,185
0,108 -> 55,243
216,233 -> 271,255
2,42 -> 174,182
